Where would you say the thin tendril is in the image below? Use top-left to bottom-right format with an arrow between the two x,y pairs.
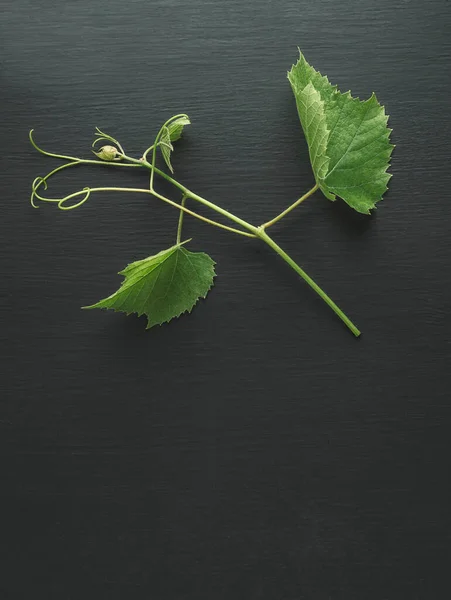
29,129 -> 80,162
30,131 -> 147,208
58,188 -> 91,211
92,137 -> 112,147
30,130 -> 140,167
33,183 -> 91,211
31,161 -> 81,207
92,127 -> 125,155
33,184 -> 256,237
34,182 -> 87,210
30,127 -> 255,237
32,176 -> 47,192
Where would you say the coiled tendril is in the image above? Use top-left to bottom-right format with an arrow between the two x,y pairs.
29,129 -> 138,211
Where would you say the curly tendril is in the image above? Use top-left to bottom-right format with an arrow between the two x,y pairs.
30,161 -> 82,208
58,187 -> 91,211
32,179 -> 92,211
29,129 -> 142,209
29,129 -> 79,162
29,127 -> 257,237
92,127 -> 125,156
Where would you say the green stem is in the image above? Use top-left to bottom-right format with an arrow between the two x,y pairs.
184,189 -> 258,234
121,154 -> 259,236
34,184 -> 255,237
176,195 -> 187,244
145,187 -> 255,238
262,183 -> 319,229
256,228 -> 361,337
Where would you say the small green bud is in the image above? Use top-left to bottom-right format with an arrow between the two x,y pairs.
93,145 -> 119,161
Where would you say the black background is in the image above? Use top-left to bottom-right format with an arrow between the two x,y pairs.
2,0 -> 450,598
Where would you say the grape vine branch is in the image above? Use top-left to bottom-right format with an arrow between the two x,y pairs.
29,52 -> 394,336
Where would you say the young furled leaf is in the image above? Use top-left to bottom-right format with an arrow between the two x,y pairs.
158,126 -> 174,173
288,52 -> 394,214
157,116 -> 190,172
83,243 -> 216,328
167,115 -> 191,142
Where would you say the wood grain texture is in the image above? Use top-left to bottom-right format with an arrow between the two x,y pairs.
1,0 -> 450,598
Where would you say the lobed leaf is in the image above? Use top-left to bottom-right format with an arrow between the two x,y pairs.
288,52 -> 394,213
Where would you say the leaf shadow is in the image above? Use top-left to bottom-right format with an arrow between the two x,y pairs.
324,200 -> 375,239
97,312 -> 173,360
95,307 -> 202,370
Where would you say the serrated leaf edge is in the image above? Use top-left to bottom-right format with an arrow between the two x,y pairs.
146,253 -> 216,328
82,246 -> 216,329
288,51 -> 394,213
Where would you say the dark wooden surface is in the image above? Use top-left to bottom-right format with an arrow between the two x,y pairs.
2,0 -> 450,598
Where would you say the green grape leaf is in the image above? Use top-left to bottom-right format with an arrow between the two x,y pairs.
158,126 -> 174,173
83,243 -> 216,328
288,52 -> 394,213
291,82 -> 330,183
167,115 -> 191,142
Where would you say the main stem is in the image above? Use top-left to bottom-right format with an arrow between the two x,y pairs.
256,229 -> 361,337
